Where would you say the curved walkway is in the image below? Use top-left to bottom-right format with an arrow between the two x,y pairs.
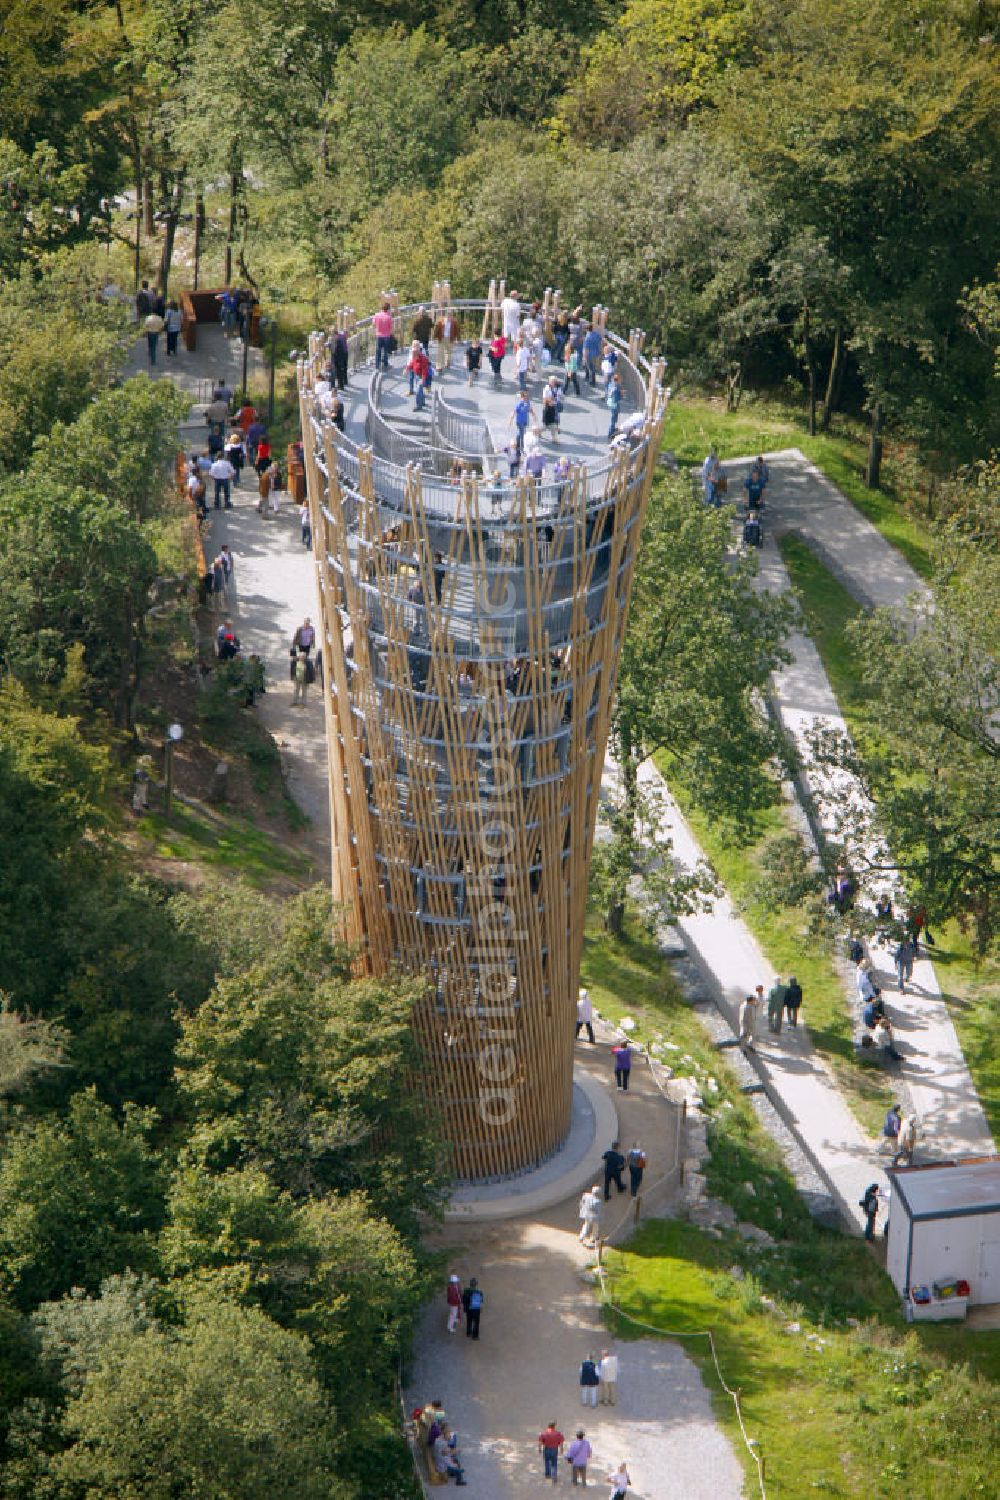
744,450 -> 992,1162
611,450 -> 991,1235
405,1043 -> 744,1500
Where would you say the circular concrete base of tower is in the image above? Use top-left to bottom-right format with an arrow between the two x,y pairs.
444,1065 -> 618,1222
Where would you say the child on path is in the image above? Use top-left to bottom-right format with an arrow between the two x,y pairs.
446,1274 -> 463,1334
608,1461 -> 631,1500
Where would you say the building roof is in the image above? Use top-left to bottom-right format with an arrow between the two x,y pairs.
889,1156 -> 1000,1222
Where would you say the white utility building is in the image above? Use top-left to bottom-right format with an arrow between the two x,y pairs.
886,1156 -> 1000,1321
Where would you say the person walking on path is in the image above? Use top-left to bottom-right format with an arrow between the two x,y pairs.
894,935 -> 916,993
893,1112 -> 918,1167
135,280 -> 152,319
766,978 -> 785,1034
575,987 -> 595,1044
606,372 -> 622,441
466,336 -> 482,385
331,328 -> 349,389
578,1185 -> 601,1247
608,1461 -> 631,1500
627,1142 -> 646,1197
579,1355 -> 600,1407
739,992 -> 760,1050
445,1274 -> 463,1334
567,1431 -> 592,1486
602,1144 -> 626,1200
611,1041 -> 632,1092
882,1103 -> 902,1153
461,1278 -> 484,1340
211,553 -> 226,612
583,324 -> 602,386
164,299 -> 183,356
300,502 -> 312,550
293,618 -> 315,655
510,394 -> 532,456
538,1422 -> 565,1484
372,302 -> 395,370
220,545 -> 236,607
144,308 -> 165,366
487,332 -> 506,386
598,1350 -> 619,1406
861,1182 -> 881,1241
210,454 -> 235,509
784,975 -> 803,1027
291,650 -> 313,705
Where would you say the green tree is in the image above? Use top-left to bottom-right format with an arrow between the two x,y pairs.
601,475 -> 792,933
0,1089 -> 163,1310
0,684 -> 112,1013
174,889 -> 444,1235
713,0 -> 1000,465
818,547 -> 1000,956
29,378 -> 190,523
0,253 -> 129,469
56,1296 -> 347,1500
559,0 -> 754,144
560,133 -> 777,387
0,479 -> 158,724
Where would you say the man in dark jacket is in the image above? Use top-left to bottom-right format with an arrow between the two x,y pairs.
462,1278 -> 484,1340
602,1145 -> 626,1200
784,976 -> 803,1027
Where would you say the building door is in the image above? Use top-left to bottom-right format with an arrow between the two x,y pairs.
977,1239 -> 1000,1304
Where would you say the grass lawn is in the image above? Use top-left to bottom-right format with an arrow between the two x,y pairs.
661,392 -> 935,579
780,534 -> 1000,1142
584,913 -> 1000,1496
603,1219 -> 1000,1499
139,800 -> 315,888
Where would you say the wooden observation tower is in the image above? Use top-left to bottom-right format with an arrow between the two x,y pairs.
298,290 -> 666,1179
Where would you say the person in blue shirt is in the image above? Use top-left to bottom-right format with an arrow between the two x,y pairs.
583,324 -> 603,386
510,396 -> 533,455
744,457 -> 768,510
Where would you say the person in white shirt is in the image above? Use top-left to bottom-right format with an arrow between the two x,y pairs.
209,455 -> 235,509
575,988 -> 595,1044
578,1186 -> 601,1246
598,1349 -> 619,1405
608,1462 -> 630,1499
515,339 -> 531,394
501,290 -> 521,346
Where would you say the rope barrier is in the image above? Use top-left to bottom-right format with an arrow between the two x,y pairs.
594,1260 -> 768,1499
591,1024 -> 767,1496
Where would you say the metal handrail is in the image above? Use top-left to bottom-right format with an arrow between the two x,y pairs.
303,297 -> 662,504
431,388 -> 493,458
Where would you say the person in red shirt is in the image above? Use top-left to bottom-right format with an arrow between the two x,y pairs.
254,435 -> 272,476
488,332 -> 506,386
538,1422 -> 565,1483
237,400 -> 257,434
373,301 -> 395,370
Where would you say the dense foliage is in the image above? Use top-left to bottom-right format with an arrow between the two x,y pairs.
0,2 -> 998,1494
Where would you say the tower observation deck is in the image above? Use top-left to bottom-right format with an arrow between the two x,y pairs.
298,288 -> 666,1180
